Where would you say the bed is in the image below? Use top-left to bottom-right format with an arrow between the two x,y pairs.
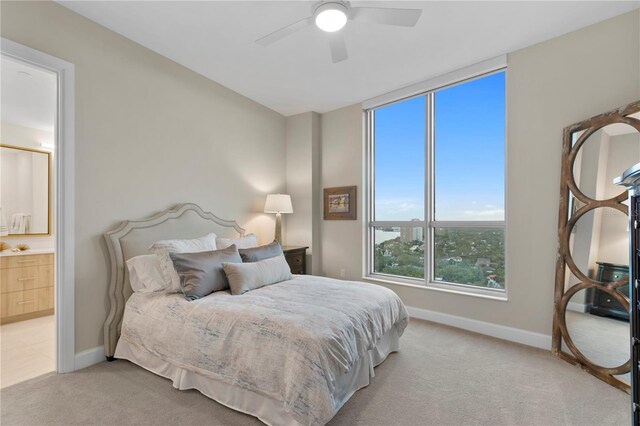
104,203 -> 408,426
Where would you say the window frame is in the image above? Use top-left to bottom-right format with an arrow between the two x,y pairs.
364,68 -> 507,299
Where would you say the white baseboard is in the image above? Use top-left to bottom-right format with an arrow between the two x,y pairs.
567,302 -> 588,313
406,306 -> 552,350
74,346 -> 105,371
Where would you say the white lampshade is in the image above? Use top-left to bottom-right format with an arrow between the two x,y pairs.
264,194 -> 293,214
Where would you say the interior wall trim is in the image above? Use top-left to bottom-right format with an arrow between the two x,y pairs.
75,346 -> 105,371
1,38 -> 76,373
361,54 -> 507,110
406,306 -> 552,350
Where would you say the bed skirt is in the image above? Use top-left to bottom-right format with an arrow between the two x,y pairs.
114,324 -> 401,426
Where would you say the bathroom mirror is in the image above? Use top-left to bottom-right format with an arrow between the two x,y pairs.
554,100 -> 640,393
0,145 -> 51,236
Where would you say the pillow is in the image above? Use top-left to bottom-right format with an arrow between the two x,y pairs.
222,254 -> 292,295
239,240 -> 283,263
149,233 -> 217,292
126,254 -> 166,293
216,233 -> 258,250
170,245 -> 242,300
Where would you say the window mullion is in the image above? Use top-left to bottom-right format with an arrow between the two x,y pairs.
370,221 -> 425,227
425,92 -> 434,283
430,221 -> 505,228
367,110 -> 375,275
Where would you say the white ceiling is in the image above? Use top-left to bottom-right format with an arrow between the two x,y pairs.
58,1 -> 639,116
1,55 -> 57,132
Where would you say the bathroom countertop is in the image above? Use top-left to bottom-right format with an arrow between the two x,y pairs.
0,248 -> 54,257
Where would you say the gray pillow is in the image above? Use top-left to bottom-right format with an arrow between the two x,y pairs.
239,240 -> 283,263
222,254 -> 292,295
170,245 -> 241,300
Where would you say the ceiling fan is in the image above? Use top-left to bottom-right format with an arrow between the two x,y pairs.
256,1 -> 422,64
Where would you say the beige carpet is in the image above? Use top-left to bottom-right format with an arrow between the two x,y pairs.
0,319 -> 630,426
564,310 -> 630,383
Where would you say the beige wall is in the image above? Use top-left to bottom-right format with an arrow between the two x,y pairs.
318,10 -> 640,337
1,1 -> 286,352
320,104 -> 364,280
284,112 -> 322,274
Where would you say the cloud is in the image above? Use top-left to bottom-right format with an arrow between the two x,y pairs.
376,198 -> 423,220
462,209 -> 505,219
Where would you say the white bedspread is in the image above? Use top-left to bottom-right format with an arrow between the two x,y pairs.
116,275 -> 408,425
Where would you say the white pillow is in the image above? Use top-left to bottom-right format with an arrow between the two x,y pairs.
149,233 -> 217,292
222,254 -> 292,295
126,254 -> 166,293
216,233 -> 258,250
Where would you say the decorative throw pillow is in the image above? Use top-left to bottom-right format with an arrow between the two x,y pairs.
149,233 -> 217,292
170,245 -> 242,300
216,233 -> 258,250
239,240 -> 283,263
222,254 -> 292,295
126,254 -> 166,293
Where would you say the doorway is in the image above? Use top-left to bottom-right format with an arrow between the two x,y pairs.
0,54 -> 58,387
1,39 -> 75,381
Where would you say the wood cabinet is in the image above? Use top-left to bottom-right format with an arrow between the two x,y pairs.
282,246 -> 308,275
0,253 -> 54,324
589,262 -> 629,321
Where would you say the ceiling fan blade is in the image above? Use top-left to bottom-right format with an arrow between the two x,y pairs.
329,33 -> 348,63
256,16 -> 313,46
350,7 -> 422,27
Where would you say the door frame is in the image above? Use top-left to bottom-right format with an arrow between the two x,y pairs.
1,38 -> 76,373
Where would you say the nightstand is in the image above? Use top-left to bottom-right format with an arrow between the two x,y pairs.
282,246 -> 308,275
589,262 -> 629,321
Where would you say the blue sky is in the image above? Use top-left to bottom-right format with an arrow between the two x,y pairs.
374,71 -> 505,221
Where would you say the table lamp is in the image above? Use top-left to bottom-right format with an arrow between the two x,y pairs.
264,194 -> 293,244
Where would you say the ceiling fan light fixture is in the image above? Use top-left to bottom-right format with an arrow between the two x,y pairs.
314,2 -> 348,32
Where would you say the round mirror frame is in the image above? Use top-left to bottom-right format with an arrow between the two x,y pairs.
553,100 -> 640,393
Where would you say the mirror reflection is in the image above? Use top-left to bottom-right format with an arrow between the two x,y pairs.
567,207 -> 629,282
0,145 -> 50,235
563,288 -> 629,373
572,118 -> 640,200
564,206 -> 630,373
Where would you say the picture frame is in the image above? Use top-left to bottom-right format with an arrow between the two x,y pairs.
324,186 -> 357,220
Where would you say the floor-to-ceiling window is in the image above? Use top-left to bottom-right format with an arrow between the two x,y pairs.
366,70 -> 506,297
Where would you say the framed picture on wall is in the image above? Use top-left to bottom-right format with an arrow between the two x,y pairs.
324,186 -> 357,220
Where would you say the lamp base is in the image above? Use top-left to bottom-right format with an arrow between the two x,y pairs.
275,212 -> 282,243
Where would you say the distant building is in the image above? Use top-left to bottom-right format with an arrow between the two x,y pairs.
487,277 -> 501,288
475,258 -> 491,268
400,218 -> 423,242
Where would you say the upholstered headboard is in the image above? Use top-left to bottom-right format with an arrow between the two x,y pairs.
103,203 -> 245,358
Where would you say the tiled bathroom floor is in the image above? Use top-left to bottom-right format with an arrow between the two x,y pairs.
1,315 -> 55,388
